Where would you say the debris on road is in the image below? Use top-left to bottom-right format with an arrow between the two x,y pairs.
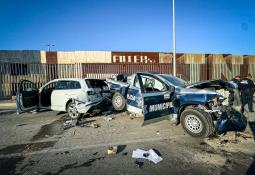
64,118 -> 100,129
79,122 -> 100,128
102,116 -> 113,122
129,113 -> 141,120
102,110 -> 115,121
132,149 -> 163,164
16,123 -> 27,127
63,119 -> 77,129
107,146 -> 117,155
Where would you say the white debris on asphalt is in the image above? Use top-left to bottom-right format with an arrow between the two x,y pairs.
63,119 -> 77,129
132,149 -> 163,164
103,116 -> 113,121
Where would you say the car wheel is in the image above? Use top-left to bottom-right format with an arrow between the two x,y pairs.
67,102 -> 81,119
112,92 -> 126,111
180,108 -> 214,138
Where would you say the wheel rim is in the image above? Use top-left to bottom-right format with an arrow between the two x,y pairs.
114,95 -> 123,108
68,103 -> 79,119
184,114 -> 203,134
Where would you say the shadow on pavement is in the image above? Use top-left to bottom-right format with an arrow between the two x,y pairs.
246,155 -> 255,175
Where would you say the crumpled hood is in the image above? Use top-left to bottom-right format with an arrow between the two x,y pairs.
174,86 -> 218,106
175,87 -> 217,95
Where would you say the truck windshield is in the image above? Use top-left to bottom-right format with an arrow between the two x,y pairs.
159,74 -> 187,87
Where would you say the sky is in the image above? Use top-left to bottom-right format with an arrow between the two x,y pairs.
0,0 -> 254,54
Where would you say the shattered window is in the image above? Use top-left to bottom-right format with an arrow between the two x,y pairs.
85,79 -> 107,88
159,74 -> 186,87
134,76 -> 141,88
140,75 -> 167,92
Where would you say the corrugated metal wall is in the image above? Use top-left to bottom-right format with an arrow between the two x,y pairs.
0,50 -> 44,63
56,51 -> 112,64
1,61 -> 255,97
0,63 -> 82,97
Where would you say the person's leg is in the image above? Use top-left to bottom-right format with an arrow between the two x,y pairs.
241,92 -> 246,113
247,93 -> 254,112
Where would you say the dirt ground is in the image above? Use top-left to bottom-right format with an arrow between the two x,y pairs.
0,110 -> 254,175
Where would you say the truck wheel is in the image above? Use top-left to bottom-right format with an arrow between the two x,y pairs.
180,108 -> 214,138
67,102 -> 81,119
112,92 -> 126,111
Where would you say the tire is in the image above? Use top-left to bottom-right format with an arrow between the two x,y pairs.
112,92 -> 126,111
67,102 -> 81,119
180,108 -> 214,138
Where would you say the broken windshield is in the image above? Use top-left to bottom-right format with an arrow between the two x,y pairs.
159,74 -> 187,87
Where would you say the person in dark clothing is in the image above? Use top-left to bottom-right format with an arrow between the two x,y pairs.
231,75 -> 241,89
240,74 -> 255,113
228,75 -> 242,106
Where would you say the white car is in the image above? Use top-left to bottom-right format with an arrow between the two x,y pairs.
16,78 -> 111,118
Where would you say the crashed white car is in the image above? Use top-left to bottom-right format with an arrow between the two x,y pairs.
16,78 -> 111,118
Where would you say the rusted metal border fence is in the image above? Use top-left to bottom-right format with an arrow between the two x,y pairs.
1,61 -> 252,98
81,63 -> 208,82
0,63 -> 82,97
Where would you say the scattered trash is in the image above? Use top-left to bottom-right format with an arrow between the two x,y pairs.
135,160 -> 144,168
220,139 -> 229,144
16,123 -> 27,127
107,146 -> 117,155
102,110 -> 114,121
156,131 -> 160,135
67,118 -> 100,128
102,116 -> 113,122
237,133 -> 253,140
79,123 -> 100,128
129,113 -> 137,117
31,110 -> 37,114
63,119 -> 77,129
132,149 -> 163,164
116,145 -> 127,154
73,129 -> 77,136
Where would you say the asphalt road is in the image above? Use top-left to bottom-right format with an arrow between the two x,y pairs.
0,111 -> 254,175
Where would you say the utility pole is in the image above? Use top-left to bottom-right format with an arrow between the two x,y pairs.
47,44 -> 55,52
172,0 -> 176,76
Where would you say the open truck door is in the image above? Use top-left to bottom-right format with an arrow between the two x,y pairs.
16,80 -> 39,114
125,75 -> 143,115
135,73 -> 175,124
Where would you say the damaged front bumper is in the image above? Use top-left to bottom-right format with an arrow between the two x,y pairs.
204,89 -> 247,134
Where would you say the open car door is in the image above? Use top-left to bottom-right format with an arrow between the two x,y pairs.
16,80 -> 39,113
136,73 -> 175,124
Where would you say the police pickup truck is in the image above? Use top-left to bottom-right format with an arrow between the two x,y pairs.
106,72 -> 246,138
